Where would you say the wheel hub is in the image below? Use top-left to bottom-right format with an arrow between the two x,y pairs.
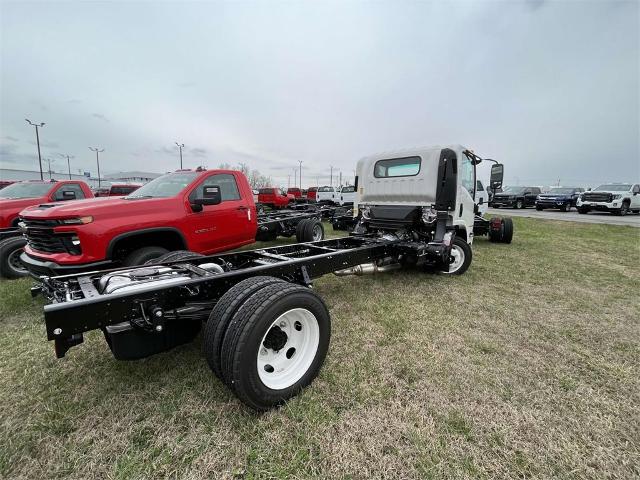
263,326 -> 288,351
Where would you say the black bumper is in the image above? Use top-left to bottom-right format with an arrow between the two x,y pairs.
536,200 -> 570,208
20,252 -> 115,278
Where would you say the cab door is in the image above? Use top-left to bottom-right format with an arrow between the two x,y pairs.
186,173 -> 251,253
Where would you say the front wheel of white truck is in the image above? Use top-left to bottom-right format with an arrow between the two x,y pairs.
441,236 -> 472,275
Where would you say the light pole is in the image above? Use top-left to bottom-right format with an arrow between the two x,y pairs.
59,153 -> 74,179
25,119 -> 45,180
175,142 -> 184,169
89,147 -> 104,187
293,169 -> 297,188
298,160 -> 302,189
46,158 -> 54,179
329,165 -> 333,187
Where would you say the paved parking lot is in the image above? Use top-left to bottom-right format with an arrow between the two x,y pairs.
487,207 -> 640,227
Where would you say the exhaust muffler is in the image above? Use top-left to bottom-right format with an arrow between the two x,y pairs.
334,258 -> 401,276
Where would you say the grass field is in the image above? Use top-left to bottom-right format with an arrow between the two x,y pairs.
1,218 -> 638,479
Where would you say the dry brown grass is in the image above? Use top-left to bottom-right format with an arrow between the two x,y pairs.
1,218 -> 638,479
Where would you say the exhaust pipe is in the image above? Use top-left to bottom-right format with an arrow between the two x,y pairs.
334,259 -> 401,276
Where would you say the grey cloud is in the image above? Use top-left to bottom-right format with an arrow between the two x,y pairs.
92,113 -> 109,122
190,147 -> 207,158
3,136 -> 19,142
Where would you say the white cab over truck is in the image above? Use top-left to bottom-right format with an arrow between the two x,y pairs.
577,183 -> 640,215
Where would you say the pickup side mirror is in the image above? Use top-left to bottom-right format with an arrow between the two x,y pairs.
490,163 -> 504,190
192,185 -> 222,211
61,190 -> 77,200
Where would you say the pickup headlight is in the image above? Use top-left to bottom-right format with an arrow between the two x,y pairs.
612,194 -> 622,200
60,216 -> 93,225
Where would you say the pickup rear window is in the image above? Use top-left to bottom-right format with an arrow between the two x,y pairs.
259,188 -> 274,194
341,186 -> 355,193
374,156 -> 421,178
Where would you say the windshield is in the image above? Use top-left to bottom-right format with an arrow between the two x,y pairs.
318,186 -> 333,192
341,186 -> 355,193
126,172 -> 198,198
0,182 -> 52,199
501,186 -> 526,194
594,184 -> 631,192
548,188 -> 575,194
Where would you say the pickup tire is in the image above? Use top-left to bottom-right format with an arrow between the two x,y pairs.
0,237 -> 28,279
123,246 -> 169,267
501,217 -> 514,243
615,201 -> 630,216
515,199 -> 523,209
303,220 -> 324,242
220,282 -> 331,410
441,236 -> 472,275
203,276 -> 288,380
578,207 -> 590,214
535,205 -> 543,211
143,250 -> 204,265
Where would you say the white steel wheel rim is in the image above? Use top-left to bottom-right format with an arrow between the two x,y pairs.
257,308 -> 320,390
445,245 -> 464,274
312,224 -> 323,241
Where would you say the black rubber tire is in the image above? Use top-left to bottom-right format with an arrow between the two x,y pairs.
203,276 -> 288,380
220,282 -> 331,410
143,250 -> 204,265
578,207 -> 589,214
122,246 -> 169,266
616,202 -> 629,216
501,217 -> 514,244
536,206 -> 543,211
295,219 -> 309,243
515,199 -> 523,209
303,220 -> 324,242
561,203 -> 570,212
441,235 -> 472,275
0,237 -> 28,279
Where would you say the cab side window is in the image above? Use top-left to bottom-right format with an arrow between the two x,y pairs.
54,183 -> 85,200
633,184 -> 640,194
189,174 -> 240,203
476,180 -> 484,192
460,152 -> 475,197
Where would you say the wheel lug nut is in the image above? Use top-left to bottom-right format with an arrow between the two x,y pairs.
261,348 -> 267,355
279,321 -> 286,328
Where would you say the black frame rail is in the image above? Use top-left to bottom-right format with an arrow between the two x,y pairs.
39,236 -> 397,342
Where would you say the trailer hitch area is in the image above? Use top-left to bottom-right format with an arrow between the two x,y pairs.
54,333 -> 84,359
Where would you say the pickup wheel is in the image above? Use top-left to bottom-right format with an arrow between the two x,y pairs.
441,236 -> 472,275
615,201 -> 629,216
0,237 -> 28,279
561,203 -> 570,212
123,246 -> 169,267
515,199 -> 524,209
535,206 -> 543,211
220,282 -> 331,410
204,276 -> 288,380
304,220 -> 324,242
578,207 -> 590,214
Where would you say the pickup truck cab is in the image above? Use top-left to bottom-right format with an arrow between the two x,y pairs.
577,183 -> 640,215
19,169 -> 258,276
315,186 -> 337,204
338,185 -> 356,206
536,187 -> 584,211
286,188 -> 303,201
491,186 -> 541,208
257,187 -> 294,208
306,187 -> 318,201
95,183 -> 142,197
0,180 -> 93,229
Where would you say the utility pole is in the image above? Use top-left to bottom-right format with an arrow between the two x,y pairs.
339,170 -> 342,187
329,165 -> 333,187
298,160 -> 302,189
59,153 -> 74,179
287,175 -> 291,188
25,119 -> 45,180
175,142 -> 184,169
46,158 -> 53,179
89,147 -> 104,187
293,169 -> 297,188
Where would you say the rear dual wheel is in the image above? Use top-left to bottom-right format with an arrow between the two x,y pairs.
295,219 -> 324,243
203,277 -> 331,411
488,217 -> 514,244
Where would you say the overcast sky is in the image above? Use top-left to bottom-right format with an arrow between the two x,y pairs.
1,0 -> 638,187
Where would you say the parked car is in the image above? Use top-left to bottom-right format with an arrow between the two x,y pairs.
315,185 -> 337,204
338,185 -> 356,206
491,186 -> 541,208
306,186 -> 318,201
258,187 -> 294,208
576,183 -> 640,215
475,180 -> 488,215
535,187 -> 584,211
103,183 -> 142,196
0,180 -> 94,278
19,169 -> 259,277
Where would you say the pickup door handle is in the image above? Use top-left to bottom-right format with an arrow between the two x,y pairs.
236,206 -> 248,210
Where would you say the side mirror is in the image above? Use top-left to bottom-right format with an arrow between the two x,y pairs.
193,185 -> 222,207
490,163 -> 504,190
61,190 -> 76,200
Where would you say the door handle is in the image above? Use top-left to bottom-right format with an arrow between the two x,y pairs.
237,206 -> 248,210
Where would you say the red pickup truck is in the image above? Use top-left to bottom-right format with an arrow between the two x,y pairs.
94,183 -> 142,197
19,169 -> 258,277
0,180 -> 94,278
257,187 -> 294,208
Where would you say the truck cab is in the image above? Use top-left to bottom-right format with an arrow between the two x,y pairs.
577,183 -> 640,215
257,187 -> 294,208
0,180 -> 93,229
338,185 -> 356,206
315,186 -> 337,204
19,169 -> 257,276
